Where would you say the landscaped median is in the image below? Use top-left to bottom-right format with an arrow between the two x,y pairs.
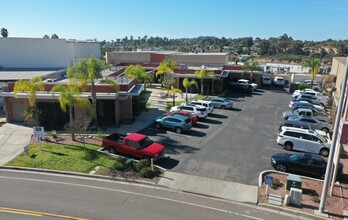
4,136 -> 162,183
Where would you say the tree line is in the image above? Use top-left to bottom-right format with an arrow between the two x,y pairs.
101,34 -> 348,63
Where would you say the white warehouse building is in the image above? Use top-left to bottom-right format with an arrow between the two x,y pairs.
0,37 -> 101,69
262,62 -> 310,74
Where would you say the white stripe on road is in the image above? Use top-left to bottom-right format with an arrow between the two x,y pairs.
0,175 -> 264,220
262,156 -> 271,160
266,147 -> 283,151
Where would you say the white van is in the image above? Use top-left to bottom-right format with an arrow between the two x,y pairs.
273,77 -> 285,86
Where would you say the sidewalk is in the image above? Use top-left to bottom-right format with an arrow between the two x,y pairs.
158,171 -> 258,203
0,123 -> 33,166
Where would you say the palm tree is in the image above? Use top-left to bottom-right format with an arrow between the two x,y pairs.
194,68 -> 215,95
182,78 -> 198,102
51,83 -> 93,140
302,58 -> 321,89
67,56 -> 120,129
14,76 -> 44,125
156,59 -> 177,85
243,61 -> 260,82
168,86 -> 183,106
125,64 -> 154,91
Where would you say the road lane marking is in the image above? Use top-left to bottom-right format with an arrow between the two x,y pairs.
266,147 -> 283,151
0,207 -> 88,219
262,156 -> 271,160
0,176 -> 264,220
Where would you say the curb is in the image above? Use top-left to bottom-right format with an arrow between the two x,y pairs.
257,203 -> 329,220
0,166 -> 166,188
258,170 -> 323,187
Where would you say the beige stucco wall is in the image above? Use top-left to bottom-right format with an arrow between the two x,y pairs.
331,57 -> 347,101
106,52 -> 151,65
167,53 -> 228,66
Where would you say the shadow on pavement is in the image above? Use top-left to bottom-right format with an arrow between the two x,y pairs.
208,113 -> 228,119
230,108 -> 242,111
156,157 -> 179,169
193,123 -> 209,129
156,136 -> 200,155
200,118 -> 223,124
184,129 -> 206,137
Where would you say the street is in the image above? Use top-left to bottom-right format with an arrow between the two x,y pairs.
144,87 -> 293,185
0,170 -> 294,220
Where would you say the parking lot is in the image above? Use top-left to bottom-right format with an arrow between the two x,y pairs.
139,87 -> 293,185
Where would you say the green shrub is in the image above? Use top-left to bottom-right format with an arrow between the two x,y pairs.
271,177 -> 283,189
298,83 -> 310,90
133,159 -> 150,172
139,167 -> 159,178
97,128 -> 104,139
113,161 -> 125,171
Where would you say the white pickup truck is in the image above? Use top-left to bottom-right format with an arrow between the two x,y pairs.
233,79 -> 258,91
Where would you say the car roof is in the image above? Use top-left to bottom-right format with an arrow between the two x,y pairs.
287,115 -> 318,121
191,100 -> 211,104
299,152 -> 324,160
127,133 -> 147,142
169,114 -> 189,120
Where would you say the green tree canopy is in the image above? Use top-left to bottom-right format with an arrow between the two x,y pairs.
67,56 -> 119,128
194,69 -> 215,95
302,58 -> 321,88
182,78 -> 198,102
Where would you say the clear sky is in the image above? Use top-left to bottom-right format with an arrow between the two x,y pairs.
1,0 -> 348,42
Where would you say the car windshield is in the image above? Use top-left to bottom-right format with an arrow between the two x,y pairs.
138,137 -> 154,149
317,133 -> 327,143
289,154 -> 301,162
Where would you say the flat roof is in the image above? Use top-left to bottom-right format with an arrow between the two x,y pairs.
0,69 -> 65,81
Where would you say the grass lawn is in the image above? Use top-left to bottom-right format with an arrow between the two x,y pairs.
193,94 -> 206,100
6,143 -> 119,173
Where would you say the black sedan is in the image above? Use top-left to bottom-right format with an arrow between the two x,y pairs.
271,152 -> 343,180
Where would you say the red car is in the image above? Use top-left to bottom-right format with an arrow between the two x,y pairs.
164,110 -> 198,125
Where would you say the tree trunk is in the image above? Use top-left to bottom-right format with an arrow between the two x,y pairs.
173,93 -> 176,106
201,79 -> 204,95
34,102 -> 39,126
211,79 -> 215,95
91,82 -> 98,129
69,106 -> 75,140
250,71 -> 253,82
185,88 -> 188,102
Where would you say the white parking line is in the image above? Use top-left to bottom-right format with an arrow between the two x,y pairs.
266,147 -> 283,151
262,156 -> 271,160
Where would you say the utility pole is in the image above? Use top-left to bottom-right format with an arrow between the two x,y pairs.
318,56 -> 348,213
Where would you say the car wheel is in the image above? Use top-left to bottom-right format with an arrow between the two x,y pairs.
320,173 -> 325,180
322,127 -> 329,134
155,123 -> 161,129
222,105 -> 226,109
108,147 -> 115,154
284,142 -> 293,151
320,148 -> 329,157
275,164 -> 287,172
175,127 -> 182,134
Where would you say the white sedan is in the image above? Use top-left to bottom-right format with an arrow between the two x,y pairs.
210,97 -> 233,109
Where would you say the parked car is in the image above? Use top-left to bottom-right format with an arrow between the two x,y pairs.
282,108 -> 332,123
210,97 -> 233,109
271,152 -> 343,179
285,116 -> 332,134
164,110 -> 198,125
102,132 -> 165,161
292,89 -> 319,98
229,83 -> 253,93
189,100 -> 214,114
294,93 -> 328,106
277,126 -> 331,157
279,124 -> 327,137
290,98 -> 324,108
261,76 -> 272,86
237,79 -> 258,90
273,77 -> 285,86
154,114 -> 192,134
289,101 -> 324,112
170,104 -> 208,119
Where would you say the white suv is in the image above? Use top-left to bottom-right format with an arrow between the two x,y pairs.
277,127 -> 331,157
189,100 -> 214,114
170,104 -> 208,118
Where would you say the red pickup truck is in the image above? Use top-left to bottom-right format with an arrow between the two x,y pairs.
102,132 -> 165,161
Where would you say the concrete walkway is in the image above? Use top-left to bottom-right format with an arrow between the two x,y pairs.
0,123 -> 33,166
158,171 -> 258,204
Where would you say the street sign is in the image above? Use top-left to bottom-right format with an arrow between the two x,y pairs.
33,127 -> 45,138
265,175 -> 274,186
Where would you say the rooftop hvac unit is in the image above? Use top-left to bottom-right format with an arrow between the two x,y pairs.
289,188 -> 302,207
